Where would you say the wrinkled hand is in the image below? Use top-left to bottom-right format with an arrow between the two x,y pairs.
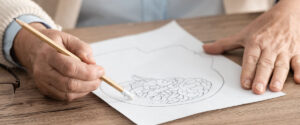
203,0 -> 300,94
14,23 -> 104,101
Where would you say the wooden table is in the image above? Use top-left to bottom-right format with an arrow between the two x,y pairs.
1,13 -> 300,125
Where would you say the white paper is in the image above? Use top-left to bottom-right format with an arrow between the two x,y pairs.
91,21 -> 285,125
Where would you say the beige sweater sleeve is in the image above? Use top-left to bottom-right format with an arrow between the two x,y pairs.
0,0 -> 57,67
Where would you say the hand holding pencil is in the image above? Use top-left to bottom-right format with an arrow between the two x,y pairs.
14,19 -> 133,101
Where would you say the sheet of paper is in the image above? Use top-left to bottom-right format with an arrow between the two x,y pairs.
91,21 -> 285,125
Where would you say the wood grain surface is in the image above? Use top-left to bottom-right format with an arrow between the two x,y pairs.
1,13 -> 300,125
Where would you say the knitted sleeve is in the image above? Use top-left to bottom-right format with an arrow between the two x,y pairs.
0,0 -> 57,67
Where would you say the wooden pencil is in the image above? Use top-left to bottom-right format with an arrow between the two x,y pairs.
15,19 -> 134,99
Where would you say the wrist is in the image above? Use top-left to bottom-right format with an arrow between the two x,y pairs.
13,23 -> 47,69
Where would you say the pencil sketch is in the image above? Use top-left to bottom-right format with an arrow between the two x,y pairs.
126,75 -> 212,104
97,44 -> 224,107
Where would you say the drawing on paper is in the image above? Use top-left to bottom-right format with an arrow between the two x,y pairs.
98,45 -> 225,107
126,75 -> 212,104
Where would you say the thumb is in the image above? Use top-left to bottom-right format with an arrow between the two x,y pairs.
62,33 -> 96,64
203,35 -> 242,54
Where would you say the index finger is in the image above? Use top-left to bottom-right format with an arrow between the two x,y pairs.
48,50 -> 104,81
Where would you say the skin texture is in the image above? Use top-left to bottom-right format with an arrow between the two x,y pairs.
203,0 -> 300,94
14,23 -> 105,101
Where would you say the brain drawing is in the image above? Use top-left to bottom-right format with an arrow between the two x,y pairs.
126,76 -> 212,105
98,46 -> 224,107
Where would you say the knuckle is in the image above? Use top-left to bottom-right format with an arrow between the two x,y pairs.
248,35 -> 267,49
63,62 -> 78,76
48,33 -> 61,42
249,35 -> 260,45
275,61 -> 289,71
245,55 -> 259,64
67,79 -> 78,92
258,58 -> 274,69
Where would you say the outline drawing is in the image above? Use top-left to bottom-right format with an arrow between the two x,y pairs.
96,44 -> 225,107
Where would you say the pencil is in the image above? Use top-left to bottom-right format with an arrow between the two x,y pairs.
15,18 -> 134,100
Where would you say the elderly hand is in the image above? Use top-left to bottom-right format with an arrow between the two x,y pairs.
203,0 -> 300,94
13,23 -> 104,101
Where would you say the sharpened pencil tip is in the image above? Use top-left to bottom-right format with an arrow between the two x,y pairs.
122,89 -> 135,100
13,18 -> 17,21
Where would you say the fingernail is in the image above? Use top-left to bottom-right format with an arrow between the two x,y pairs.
97,66 -> 105,76
255,83 -> 264,92
273,81 -> 281,89
98,69 -> 104,76
243,80 -> 251,89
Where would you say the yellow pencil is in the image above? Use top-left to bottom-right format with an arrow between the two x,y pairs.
15,18 -> 134,100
